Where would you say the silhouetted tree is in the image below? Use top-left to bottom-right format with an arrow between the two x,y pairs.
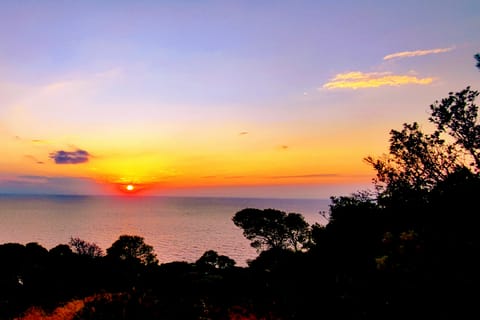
475,53 -> 480,70
325,192 -> 382,267
284,212 -> 310,252
365,122 -> 460,205
232,208 -> 311,252
106,235 -> 158,266
429,86 -> 480,170
351,55 -> 480,319
49,244 -> 73,257
25,242 -> 48,258
196,250 -> 236,270
308,222 -> 327,249
69,237 -> 104,258
366,55 -> 480,205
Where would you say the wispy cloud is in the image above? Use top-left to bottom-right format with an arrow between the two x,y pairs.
383,47 -> 454,61
323,71 -> 433,89
25,155 -> 44,164
17,175 -> 49,183
31,139 -> 50,145
49,149 -> 90,164
41,68 -> 123,95
0,176 -> 109,195
269,174 -> 338,179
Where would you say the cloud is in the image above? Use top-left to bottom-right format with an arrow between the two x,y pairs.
94,67 -> 124,79
41,68 -> 123,95
383,47 -> 454,61
0,176 -> 110,195
269,174 -> 339,179
239,131 -> 249,135
18,175 -> 48,179
322,71 -> 433,89
25,155 -> 44,164
49,149 -> 90,164
17,175 -> 49,183
31,139 -> 48,144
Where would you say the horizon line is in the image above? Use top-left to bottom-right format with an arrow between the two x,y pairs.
0,192 -> 333,201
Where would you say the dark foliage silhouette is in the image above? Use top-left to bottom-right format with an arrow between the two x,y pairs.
232,208 -> 311,253
195,250 -> 236,270
106,235 -> 158,266
69,237 -> 104,258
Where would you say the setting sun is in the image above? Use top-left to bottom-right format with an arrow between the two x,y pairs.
113,180 -> 152,195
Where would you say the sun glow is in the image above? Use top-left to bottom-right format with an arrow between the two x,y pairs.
115,180 -> 155,195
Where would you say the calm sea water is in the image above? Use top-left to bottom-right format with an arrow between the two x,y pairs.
0,195 -> 330,266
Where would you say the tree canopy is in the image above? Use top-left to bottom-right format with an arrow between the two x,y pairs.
232,208 -> 310,252
69,237 -> 104,258
365,75 -> 479,206
106,235 -> 158,266
195,250 -> 236,270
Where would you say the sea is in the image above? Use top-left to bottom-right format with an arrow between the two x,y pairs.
0,195 -> 331,267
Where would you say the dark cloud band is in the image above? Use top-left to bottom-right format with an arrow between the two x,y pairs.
50,149 -> 90,164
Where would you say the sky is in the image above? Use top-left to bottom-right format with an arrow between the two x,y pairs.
1,0 -> 479,199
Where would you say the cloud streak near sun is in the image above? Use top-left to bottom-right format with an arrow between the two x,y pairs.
383,47 -> 454,61
49,149 -> 90,164
323,71 -> 433,89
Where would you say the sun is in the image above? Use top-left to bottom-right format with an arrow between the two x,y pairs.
113,179 -> 151,195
